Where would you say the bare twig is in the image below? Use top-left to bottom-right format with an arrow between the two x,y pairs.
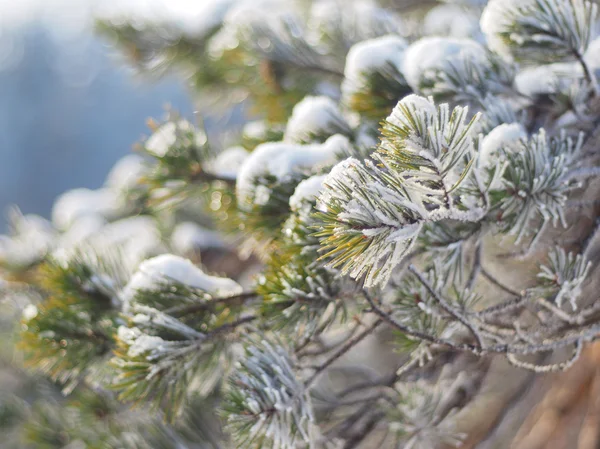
304,320 -> 383,388
409,264 -> 484,349
480,267 -> 523,298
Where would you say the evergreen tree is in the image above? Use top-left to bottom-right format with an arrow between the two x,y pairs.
4,0 -> 600,447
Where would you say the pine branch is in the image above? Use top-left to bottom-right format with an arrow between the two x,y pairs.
408,265 -> 484,349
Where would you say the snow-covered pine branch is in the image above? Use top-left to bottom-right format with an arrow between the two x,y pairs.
315,95 -> 485,287
223,339 -> 314,449
481,0 -> 599,92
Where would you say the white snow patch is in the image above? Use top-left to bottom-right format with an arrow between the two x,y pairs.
386,94 -> 436,130
105,154 -> 147,192
480,0 -> 534,61
342,35 -> 406,97
514,63 -> 581,97
52,215 -> 163,275
243,120 -> 267,140
122,254 -> 242,306
424,4 -> 480,39
128,332 -> 166,357
289,175 -> 327,212
145,120 -> 206,158
479,123 -> 526,168
52,187 -> 124,230
205,146 -> 249,180
59,214 -> 107,248
284,96 -> 349,143
402,37 -> 487,91
236,134 -> 349,207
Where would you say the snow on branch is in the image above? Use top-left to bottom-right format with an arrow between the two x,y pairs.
315,95 -> 485,287
481,0 -> 598,65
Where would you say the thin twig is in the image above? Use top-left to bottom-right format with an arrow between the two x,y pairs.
480,267 -> 522,297
363,291 -> 482,355
304,320 -> 382,388
466,242 -> 482,291
409,265 -> 484,349
537,297 -> 578,324
363,292 -> 600,359
575,50 -> 599,96
205,315 -> 257,337
164,291 -> 258,316
506,339 -> 583,373
582,218 -> 600,258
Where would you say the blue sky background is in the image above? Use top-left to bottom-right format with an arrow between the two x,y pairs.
0,1 -> 200,228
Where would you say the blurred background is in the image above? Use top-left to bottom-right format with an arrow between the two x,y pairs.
0,0 -> 201,230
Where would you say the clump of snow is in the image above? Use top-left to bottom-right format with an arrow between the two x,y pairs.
122,254 -> 242,307
479,123 -> 527,168
117,325 -> 142,346
171,222 -> 227,255
59,215 -> 107,249
52,188 -> 124,230
128,334 -> 166,357
117,325 -> 167,358
514,63 -> 581,97
289,175 -> 327,212
167,0 -> 239,38
402,37 -> 488,91
145,120 -> 207,158
284,96 -> 350,143
52,216 -> 164,277
104,154 -> 147,192
205,146 -> 249,180
424,4 -> 481,40
308,0 -> 403,46
321,134 -> 353,156
208,0 -> 300,57
480,0 -> 535,61
342,35 -> 407,98
236,134 -> 349,207
97,0 -> 242,39
243,120 -> 270,141
352,0 -> 403,37
97,216 -> 164,272
0,212 -> 56,268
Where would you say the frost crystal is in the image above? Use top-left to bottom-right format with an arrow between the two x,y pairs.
225,340 -> 314,449
537,247 -> 592,310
